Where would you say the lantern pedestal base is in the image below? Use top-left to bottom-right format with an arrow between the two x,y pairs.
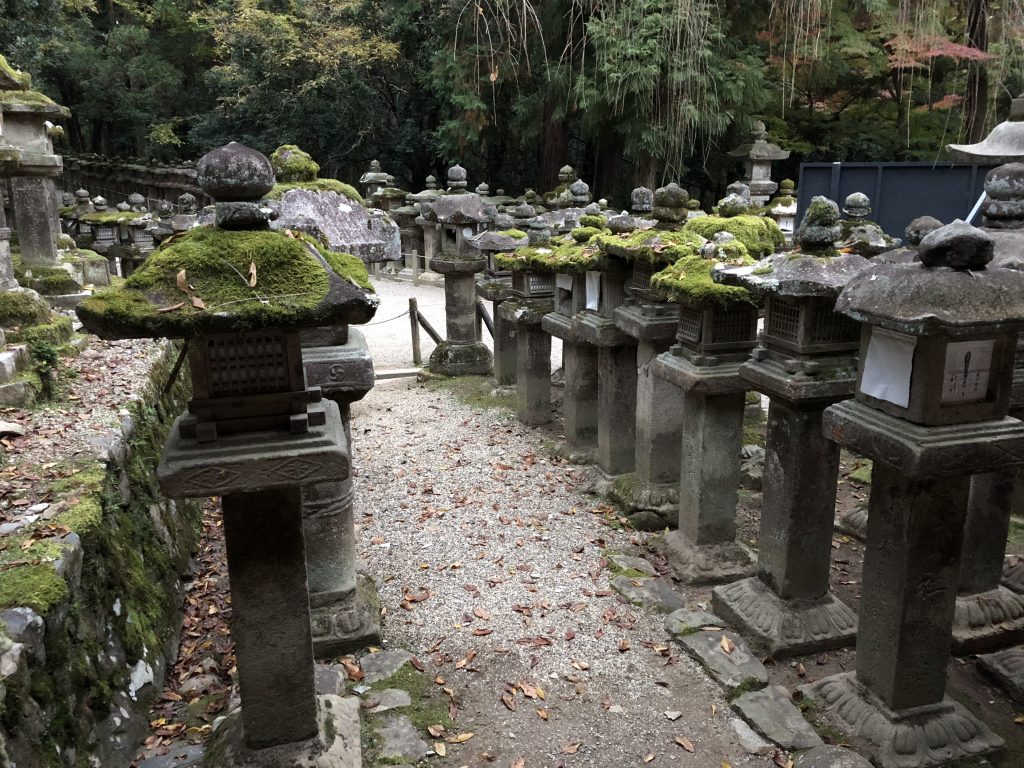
311,572 -> 382,659
713,576 -> 857,658
800,673 -> 1002,768
607,476 -> 678,531
661,531 -> 755,585
835,505 -> 868,540
203,694 -> 361,768
428,340 -> 492,377
952,586 -> 1024,655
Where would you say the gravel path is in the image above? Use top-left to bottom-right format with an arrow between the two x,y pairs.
353,378 -> 777,768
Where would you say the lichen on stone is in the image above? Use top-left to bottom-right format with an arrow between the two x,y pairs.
651,255 -> 757,308
0,53 -> 31,88
265,179 -> 364,205
596,228 -> 705,266
79,210 -> 146,225
683,215 -> 785,257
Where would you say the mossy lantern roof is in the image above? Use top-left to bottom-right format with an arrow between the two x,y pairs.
0,54 -> 70,117
76,143 -> 378,340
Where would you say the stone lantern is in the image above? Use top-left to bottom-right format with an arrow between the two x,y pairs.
949,94 -> 1024,165
710,196 -> 870,657
727,120 -> 790,207
0,57 -> 69,267
472,226 -> 529,386
768,179 -> 797,241
651,238 -> 761,581
75,142 -> 377,766
359,159 -> 392,199
427,190 -> 493,376
804,220 -> 1024,768
446,163 -> 468,193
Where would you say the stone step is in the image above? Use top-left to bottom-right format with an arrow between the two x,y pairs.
0,345 -> 30,384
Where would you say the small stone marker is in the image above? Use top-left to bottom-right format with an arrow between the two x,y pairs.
359,649 -> 414,684
675,630 -> 768,692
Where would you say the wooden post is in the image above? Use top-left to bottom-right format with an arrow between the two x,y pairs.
409,297 -> 422,366
477,299 -> 494,338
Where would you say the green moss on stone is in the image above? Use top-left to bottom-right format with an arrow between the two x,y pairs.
499,229 -> 527,239
79,210 -> 145,225
650,256 -> 757,308
579,214 -> 608,229
7,315 -> 73,346
0,54 -> 31,88
294,232 -> 373,292
22,266 -> 82,295
596,229 -> 705,266
496,238 -> 605,273
269,144 -> 320,183
572,226 -> 603,243
266,179 -> 364,204
77,225 -> 371,337
0,565 -> 68,614
0,89 -> 58,108
0,290 -> 50,328
683,215 -> 785,258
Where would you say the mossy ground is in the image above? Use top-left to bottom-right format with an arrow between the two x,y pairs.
846,459 -> 872,486
683,215 -> 785,257
267,179 -> 364,204
424,375 -> 513,413
0,290 -> 51,327
650,256 -> 757,309
742,406 -> 766,448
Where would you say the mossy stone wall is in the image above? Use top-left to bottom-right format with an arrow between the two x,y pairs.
0,343 -> 202,768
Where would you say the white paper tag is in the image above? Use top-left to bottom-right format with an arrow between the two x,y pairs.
942,339 -> 994,404
860,328 -> 916,408
586,271 -> 601,310
556,273 -> 573,291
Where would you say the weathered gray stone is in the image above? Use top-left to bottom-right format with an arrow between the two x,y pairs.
609,554 -> 658,577
610,575 -> 686,613
271,188 -> 400,263
663,609 -> 725,636
794,746 -> 873,768
596,343 -> 637,476
359,649 -> 413,684
731,685 -> 822,750
731,718 -> 774,755
315,665 -> 348,697
364,688 -> 412,714
376,715 -> 429,764
977,645 -> 1024,702
1005,554 -> 1024,594
196,142 -> 274,201
11,176 -> 61,266
0,607 -> 43,660
674,629 -> 768,692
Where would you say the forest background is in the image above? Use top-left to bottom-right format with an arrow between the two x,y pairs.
2,0 -> 1022,207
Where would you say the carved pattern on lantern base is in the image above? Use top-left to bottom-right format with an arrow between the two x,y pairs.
712,577 -> 857,658
977,645 -> 1024,703
310,573 -> 382,659
606,474 -> 678,531
661,531 -> 756,586
801,673 -> 1003,768
1003,555 -> 1024,595
952,587 -> 1024,654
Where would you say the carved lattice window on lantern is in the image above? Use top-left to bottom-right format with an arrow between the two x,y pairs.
677,307 -> 703,343
206,332 -> 292,397
528,273 -> 554,295
810,303 -> 859,345
711,307 -> 758,345
629,262 -> 654,293
767,297 -> 801,342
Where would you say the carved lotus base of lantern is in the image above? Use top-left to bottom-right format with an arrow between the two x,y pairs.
977,645 -> 1024,703
428,340 -> 493,376
606,474 -> 678,531
660,531 -> 756,586
203,693 -> 361,768
951,586 -> 1024,655
835,505 -> 868,541
713,576 -> 857,658
1004,555 -> 1024,594
310,573 -> 382,659
800,673 -> 1003,768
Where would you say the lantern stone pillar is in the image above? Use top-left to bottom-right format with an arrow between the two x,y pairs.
75,142 -> 377,767
301,325 -> 381,657
711,197 -> 868,657
803,220 -> 1024,768
473,221 -> 530,387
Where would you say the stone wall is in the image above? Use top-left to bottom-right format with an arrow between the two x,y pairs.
0,343 -> 202,768
60,156 -> 212,210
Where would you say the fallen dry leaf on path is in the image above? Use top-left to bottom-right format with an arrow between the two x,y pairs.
675,736 -> 694,753
720,635 -> 735,655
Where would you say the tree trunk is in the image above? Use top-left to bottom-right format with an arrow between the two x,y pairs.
965,0 -> 989,143
540,94 -> 569,192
